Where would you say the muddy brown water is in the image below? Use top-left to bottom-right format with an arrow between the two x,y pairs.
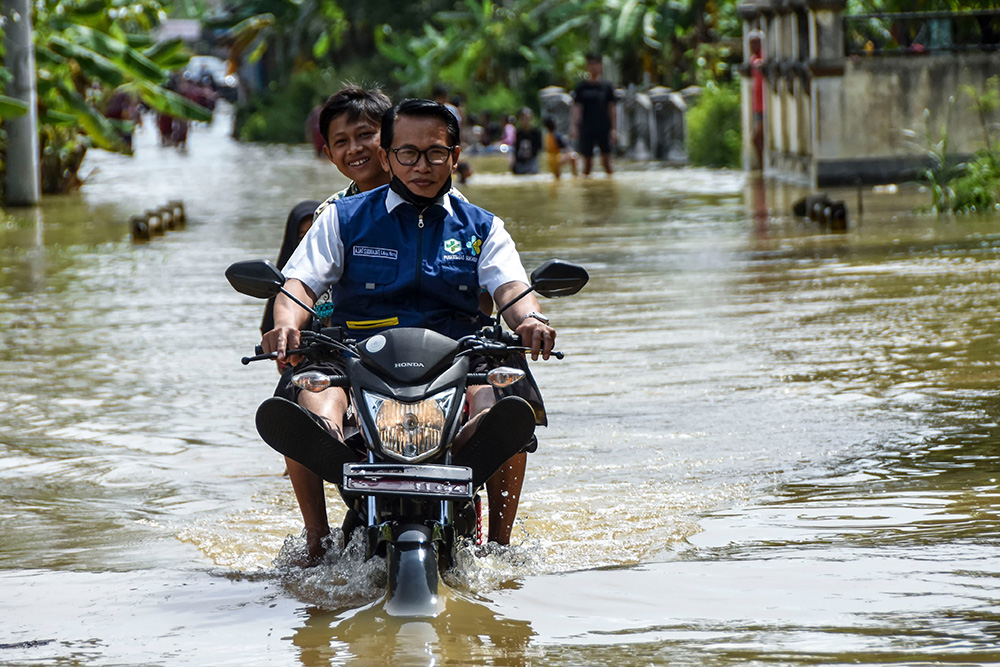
3,109 -> 1000,665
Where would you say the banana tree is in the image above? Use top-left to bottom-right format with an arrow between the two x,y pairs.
3,0 -> 212,195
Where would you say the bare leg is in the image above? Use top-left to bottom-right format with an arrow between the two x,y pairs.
486,452 -> 526,544
288,387 -> 349,562
286,457 -> 329,562
454,386 -> 528,544
582,155 -> 594,176
601,151 -> 613,175
566,153 -> 578,177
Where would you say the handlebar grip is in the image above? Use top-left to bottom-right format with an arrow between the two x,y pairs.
255,344 -> 263,355
241,347 -> 309,365
499,330 -> 521,346
242,351 -> 276,365
467,373 -> 489,385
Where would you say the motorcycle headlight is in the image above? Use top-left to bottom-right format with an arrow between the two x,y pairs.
363,389 -> 456,462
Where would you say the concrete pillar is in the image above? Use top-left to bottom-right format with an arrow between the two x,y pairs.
538,86 -> 573,136
807,0 -> 847,186
3,0 -> 40,206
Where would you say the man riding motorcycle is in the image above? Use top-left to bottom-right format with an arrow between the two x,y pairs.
258,99 -> 556,562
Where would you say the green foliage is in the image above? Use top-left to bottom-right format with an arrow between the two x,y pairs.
910,78 -> 1000,214
904,103 -> 955,214
0,95 -> 28,118
847,0 -> 997,11
949,154 -> 1000,213
941,78 -> 1000,213
236,68 -> 339,143
218,1 -> 347,86
231,0 -> 744,139
1,0 -> 210,198
685,81 -> 741,168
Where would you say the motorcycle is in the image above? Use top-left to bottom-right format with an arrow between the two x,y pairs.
225,258 -> 588,616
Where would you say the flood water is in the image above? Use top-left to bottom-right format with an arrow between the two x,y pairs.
3,107 -> 1000,666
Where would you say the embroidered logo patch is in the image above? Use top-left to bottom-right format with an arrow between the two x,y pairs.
466,236 -> 482,256
443,238 -> 462,254
353,246 -> 398,260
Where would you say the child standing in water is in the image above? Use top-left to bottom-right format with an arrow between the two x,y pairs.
543,116 -> 578,180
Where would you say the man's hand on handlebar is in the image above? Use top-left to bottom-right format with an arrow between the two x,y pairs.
262,325 -> 303,366
514,317 -> 556,361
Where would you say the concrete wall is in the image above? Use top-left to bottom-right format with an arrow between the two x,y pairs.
740,1 -> 1000,187
842,54 -> 995,152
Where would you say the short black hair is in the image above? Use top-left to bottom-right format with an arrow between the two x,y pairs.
380,98 -> 461,149
585,52 -> 602,64
543,116 -> 556,131
318,85 -> 392,146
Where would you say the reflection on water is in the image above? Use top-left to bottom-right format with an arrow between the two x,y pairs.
3,107 -> 1000,664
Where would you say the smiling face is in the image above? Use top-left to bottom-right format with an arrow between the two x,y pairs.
322,114 -> 388,192
378,114 -> 461,200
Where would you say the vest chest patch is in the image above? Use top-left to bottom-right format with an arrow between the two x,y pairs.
353,245 -> 398,260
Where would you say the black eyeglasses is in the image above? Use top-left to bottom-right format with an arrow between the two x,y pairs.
388,145 -> 455,166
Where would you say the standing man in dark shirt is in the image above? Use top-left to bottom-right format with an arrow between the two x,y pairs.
570,52 -> 618,176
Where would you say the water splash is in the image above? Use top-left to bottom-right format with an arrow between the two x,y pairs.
272,528 -> 385,610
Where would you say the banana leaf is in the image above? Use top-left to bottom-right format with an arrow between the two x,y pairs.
132,81 -> 213,123
35,45 -> 69,68
533,15 -> 590,47
244,38 -> 270,66
222,14 -> 275,57
48,37 -> 127,87
63,25 -> 168,85
143,39 -> 190,70
39,110 -> 78,126
56,1 -> 107,29
107,119 -> 137,134
124,33 -> 155,50
0,95 -> 28,119
615,0 -> 644,44
56,81 -> 130,153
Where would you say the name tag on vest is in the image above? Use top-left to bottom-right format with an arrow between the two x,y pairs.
353,246 -> 398,260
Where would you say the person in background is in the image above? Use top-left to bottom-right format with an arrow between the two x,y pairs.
306,102 -> 325,157
477,110 -> 500,146
570,52 -> 618,176
543,116 -> 578,180
512,107 -> 542,175
749,31 -> 766,169
456,160 -> 474,184
105,91 -> 141,151
501,114 -> 516,148
433,83 -> 462,125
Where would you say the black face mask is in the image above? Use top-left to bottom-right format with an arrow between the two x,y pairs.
389,172 -> 452,211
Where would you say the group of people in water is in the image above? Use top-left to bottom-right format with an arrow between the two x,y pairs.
503,54 -> 617,179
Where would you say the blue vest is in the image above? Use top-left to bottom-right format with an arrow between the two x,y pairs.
328,185 -> 495,340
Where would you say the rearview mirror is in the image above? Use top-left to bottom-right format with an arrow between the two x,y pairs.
226,260 -> 285,299
530,260 -> 589,298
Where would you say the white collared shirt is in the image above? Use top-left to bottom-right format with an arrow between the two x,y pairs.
283,189 -> 528,301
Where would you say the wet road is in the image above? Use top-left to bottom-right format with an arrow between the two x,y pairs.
2,108 -> 1000,665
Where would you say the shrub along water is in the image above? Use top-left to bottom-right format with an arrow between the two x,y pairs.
686,81 -> 741,169
915,77 -> 1000,214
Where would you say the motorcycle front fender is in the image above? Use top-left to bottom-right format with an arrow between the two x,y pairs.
384,523 -> 442,618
